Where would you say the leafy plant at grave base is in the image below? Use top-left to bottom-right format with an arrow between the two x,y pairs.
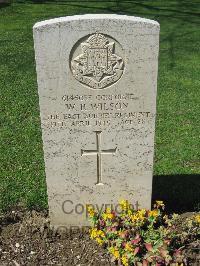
87,200 -> 200,266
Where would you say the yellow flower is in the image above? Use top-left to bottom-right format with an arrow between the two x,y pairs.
155,200 -> 165,208
87,205 -> 95,218
109,246 -> 115,253
96,237 -> 104,245
149,209 -> 159,218
127,209 -> 133,216
113,249 -> 120,259
194,214 -> 200,224
137,209 -> 146,217
122,254 -> 129,266
102,207 -> 115,220
125,243 -> 133,252
119,199 -> 131,211
102,213 -> 115,220
109,246 -> 120,259
131,214 -> 139,223
130,210 -> 146,225
90,228 -> 98,239
90,228 -> 105,239
106,207 -> 112,213
97,230 -> 105,238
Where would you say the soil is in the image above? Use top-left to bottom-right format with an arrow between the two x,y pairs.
0,209 -> 199,266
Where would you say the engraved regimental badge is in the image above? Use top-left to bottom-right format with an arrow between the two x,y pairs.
70,33 -> 124,89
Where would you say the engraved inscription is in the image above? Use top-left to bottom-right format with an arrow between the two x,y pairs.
70,33 -> 124,89
44,93 -> 154,128
81,131 -> 117,185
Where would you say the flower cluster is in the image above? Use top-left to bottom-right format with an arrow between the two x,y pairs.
194,214 -> 200,224
102,207 -> 116,220
88,200 -> 200,266
90,228 -> 105,245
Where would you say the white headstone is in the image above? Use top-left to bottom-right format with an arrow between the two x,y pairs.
33,14 -> 160,227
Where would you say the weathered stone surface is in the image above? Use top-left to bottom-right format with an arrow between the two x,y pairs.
33,14 -> 160,227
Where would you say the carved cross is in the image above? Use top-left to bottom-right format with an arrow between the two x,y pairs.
81,131 -> 117,185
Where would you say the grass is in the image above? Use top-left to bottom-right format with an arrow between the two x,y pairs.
0,0 -> 200,212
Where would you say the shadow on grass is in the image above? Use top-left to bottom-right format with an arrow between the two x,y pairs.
27,0 -> 200,18
152,174 -> 200,213
27,0 -> 199,70
0,3 -> 10,9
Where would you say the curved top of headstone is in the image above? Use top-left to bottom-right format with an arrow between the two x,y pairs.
33,14 -> 159,30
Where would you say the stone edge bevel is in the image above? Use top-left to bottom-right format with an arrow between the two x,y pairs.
33,14 -> 160,30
